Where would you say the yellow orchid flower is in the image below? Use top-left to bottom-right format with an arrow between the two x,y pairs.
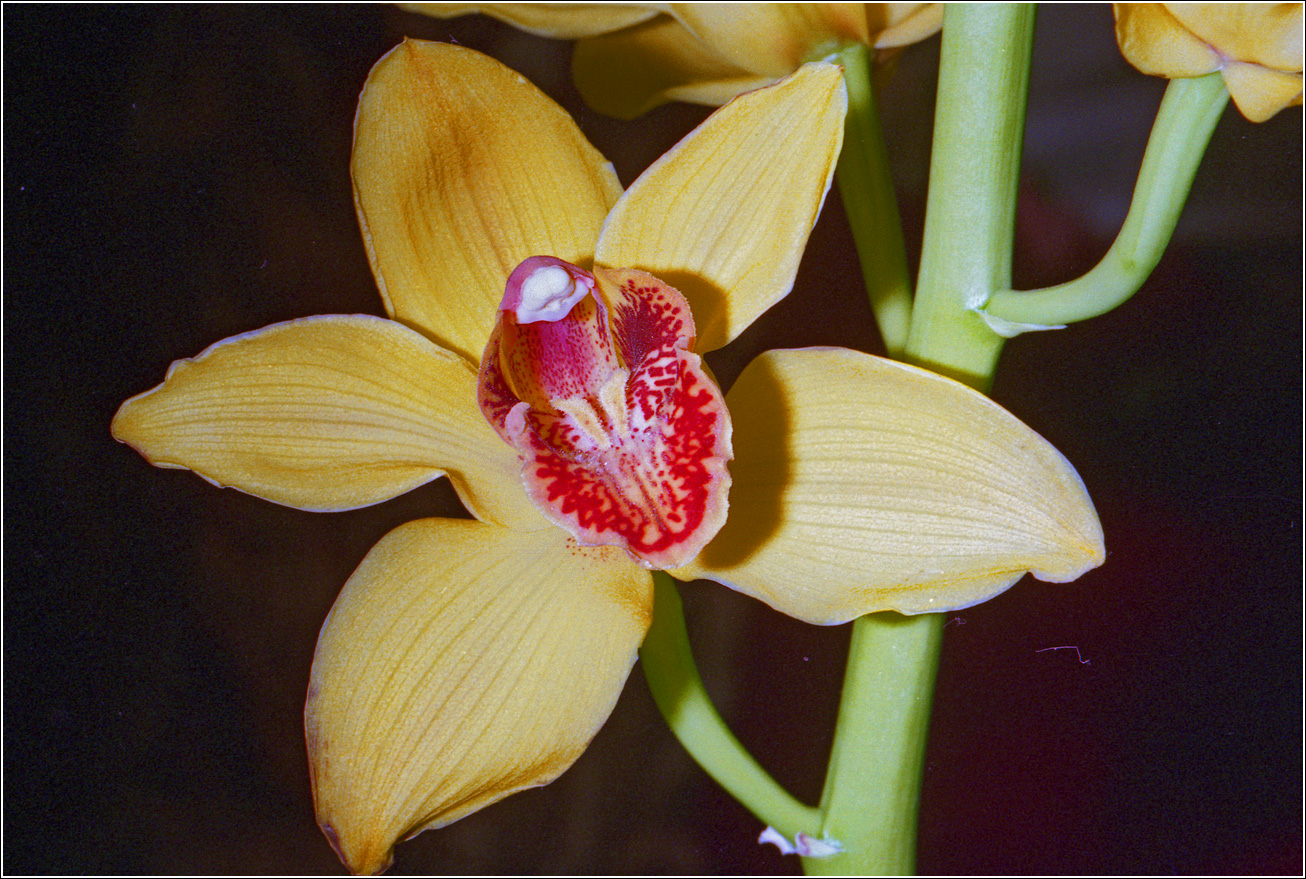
111,40 -> 1102,874
410,2 -> 943,117
1114,3 -> 1304,122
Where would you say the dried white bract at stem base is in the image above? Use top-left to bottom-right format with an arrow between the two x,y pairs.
758,826 -> 844,857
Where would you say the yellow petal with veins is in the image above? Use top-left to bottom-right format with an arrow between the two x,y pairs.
595,63 -> 846,354
111,315 -> 542,528
352,40 -> 623,363
402,2 -> 662,38
573,14 -> 773,118
675,348 -> 1104,624
307,518 -> 651,875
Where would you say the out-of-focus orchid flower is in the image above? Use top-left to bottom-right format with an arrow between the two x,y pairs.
1114,3 -> 1304,121
409,2 -> 943,117
112,40 -> 1102,874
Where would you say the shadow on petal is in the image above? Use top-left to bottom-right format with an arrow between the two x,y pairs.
648,270 -> 734,356
692,352 -> 790,569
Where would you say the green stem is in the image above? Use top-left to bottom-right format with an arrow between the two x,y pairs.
983,72 -> 1229,328
904,3 -> 1033,387
640,572 -> 822,839
809,6 -> 1036,875
834,41 -> 913,357
803,613 -> 944,875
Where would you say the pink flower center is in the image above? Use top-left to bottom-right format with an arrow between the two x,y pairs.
478,256 -> 732,569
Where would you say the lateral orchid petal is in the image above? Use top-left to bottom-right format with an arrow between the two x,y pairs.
352,40 -> 623,362
308,518 -> 651,875
675,348 -> 1105,625
111,315 -> 540,527
1114,3 -> 1224,77
596,62 -> 846,353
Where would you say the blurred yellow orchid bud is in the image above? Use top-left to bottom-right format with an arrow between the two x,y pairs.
410,3 -> 943,117
1114,3 -> 1304,121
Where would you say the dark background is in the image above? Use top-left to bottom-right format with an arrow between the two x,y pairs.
5,5 -> 1301,874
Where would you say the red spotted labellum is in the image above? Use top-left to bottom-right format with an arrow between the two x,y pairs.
478,256 -> 732,569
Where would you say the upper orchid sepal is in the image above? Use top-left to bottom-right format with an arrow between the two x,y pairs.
479,257 -> 732,570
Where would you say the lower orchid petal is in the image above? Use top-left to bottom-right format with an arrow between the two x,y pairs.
306,518 -> 652,875
111,315 -> 542,528
675,348 -> 1105,625
509,339 -> 731,570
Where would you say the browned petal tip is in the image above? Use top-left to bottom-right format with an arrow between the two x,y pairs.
320,820 -> 394,876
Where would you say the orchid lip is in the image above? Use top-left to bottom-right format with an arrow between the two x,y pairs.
478,257 -> 733,569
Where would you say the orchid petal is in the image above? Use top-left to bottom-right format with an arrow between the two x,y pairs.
1114,3 -> 1223,76
675,349 -> 1105,625
403,2 -> 664,39
1115,3 -> 1304,121
1167,3 -> 1304,72
573,14 -> 773,118
595,62 -> 845,353
352,40 -> 623,362
307,518 -> 652,875
1221,60 -> 1304,123
665,3 -> 871,75
111,315 -> 542,528
872,3 -> 945,48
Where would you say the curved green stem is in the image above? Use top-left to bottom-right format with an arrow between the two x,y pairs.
834,41 -> 913,357
640,572 -> 821,839
983,72 -> 1229,328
